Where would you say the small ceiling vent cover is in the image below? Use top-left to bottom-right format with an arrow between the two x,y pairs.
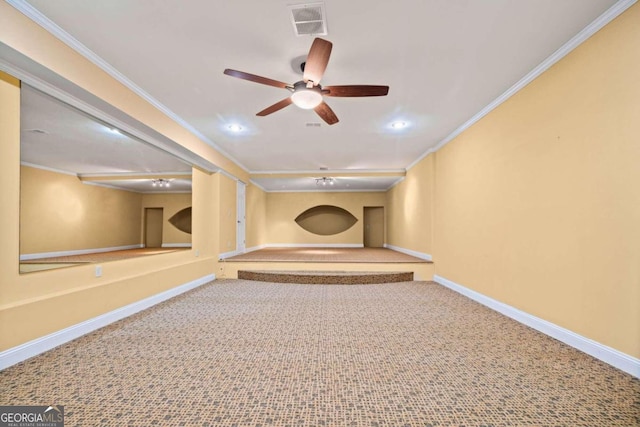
289,3 -> 328,36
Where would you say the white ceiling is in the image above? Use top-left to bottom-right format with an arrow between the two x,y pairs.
12,0 -> 619,191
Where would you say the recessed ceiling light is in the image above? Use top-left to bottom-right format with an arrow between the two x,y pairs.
228,124 -> 243,132
390,121 -> 408,129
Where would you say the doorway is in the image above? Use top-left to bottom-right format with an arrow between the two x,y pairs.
144,207 -> 164,248
237,181 -> 246,253
363,206 -> 384,247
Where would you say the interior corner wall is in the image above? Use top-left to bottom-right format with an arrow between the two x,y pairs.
218,173 -> 237,254
246,183 -> 267,249
20,165 -> 143,254
141,193 -> 192,246
265,192 -> 386,245
386,154 -> 434,257
432,4 -> 640,359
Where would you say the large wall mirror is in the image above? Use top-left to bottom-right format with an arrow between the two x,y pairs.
19,84 -> 193,273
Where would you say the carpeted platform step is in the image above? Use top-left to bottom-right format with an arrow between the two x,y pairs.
238,270 -> 413,284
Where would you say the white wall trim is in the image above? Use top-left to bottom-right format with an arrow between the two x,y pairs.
433,275 -> 640,379
20,244 -> 144,261
384,244 -> 432,261
218,250 -> 242,260
161,243 -> 192,248
264,189 -> 390,194
408,0 -> 638,171
265,243 -> 364,249
251,168 -> 407,175
245,244 -> 267,253
5,0 -> 249,175
248,179 -> 268,192
0,274 -> 215,371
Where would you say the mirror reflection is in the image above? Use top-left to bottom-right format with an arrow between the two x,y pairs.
20,84 -> 192,273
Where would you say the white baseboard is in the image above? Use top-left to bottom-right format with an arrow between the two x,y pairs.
433,275 -> 640,379
161,243 -> 192,248
219,250 -> 241,260
20,244 -> 144,261
265,243 -> 364,248
245,244 -> 267,253
0,274 -> 215,371
384,244 -> 432,261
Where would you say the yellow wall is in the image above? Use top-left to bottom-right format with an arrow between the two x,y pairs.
141,193 -> 192,246
246,183 -> 267,249
0,4 -> 230,351
266,192 -> 386,245
1,76 -> 216,349
386,154 -> 434,256
431,5 -> 640,358
218,174 -> 238,254
20,165 -> 143,254
2,0 -> 638,367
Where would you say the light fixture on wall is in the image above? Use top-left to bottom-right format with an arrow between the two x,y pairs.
152,178 -> 171,188
315,177 -> 335,186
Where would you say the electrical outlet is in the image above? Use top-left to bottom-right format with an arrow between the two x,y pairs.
95,265 -> 102,277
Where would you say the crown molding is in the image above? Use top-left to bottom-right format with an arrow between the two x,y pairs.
250,168 -> 407,176
6,0 -> 249,175
248,179 -> 268,192
408,0 -> 637,171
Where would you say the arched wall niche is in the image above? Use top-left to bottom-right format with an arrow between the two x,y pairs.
295,205 -> 358,236
169,207 -> 192,234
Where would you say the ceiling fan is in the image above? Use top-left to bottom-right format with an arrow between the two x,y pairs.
223,38 -> 389,125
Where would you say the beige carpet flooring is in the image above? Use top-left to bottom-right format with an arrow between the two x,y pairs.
225,247 -> 429,263
1,280 -> 638,426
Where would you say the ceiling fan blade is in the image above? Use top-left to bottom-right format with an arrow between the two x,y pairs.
323,85 -> 390,97
314,101 -> 339,125
224,69 -> 290,89
256,97 -> 293,116
303,38 -> 332,86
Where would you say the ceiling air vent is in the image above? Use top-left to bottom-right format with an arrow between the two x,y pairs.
289,3 -> 328,36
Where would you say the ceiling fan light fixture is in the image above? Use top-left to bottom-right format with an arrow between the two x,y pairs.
291,88 -> 323,109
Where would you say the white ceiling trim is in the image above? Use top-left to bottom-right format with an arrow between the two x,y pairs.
263,188 -> 389,194
81,180 -> 191,194
248,179 -> 268,192
79,172 -> 192,178
7,0 -> 250,175
252,168 -> 406,175
249,177 -> 405,193
0,57 -> 215,173
406,0 -> 637,172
